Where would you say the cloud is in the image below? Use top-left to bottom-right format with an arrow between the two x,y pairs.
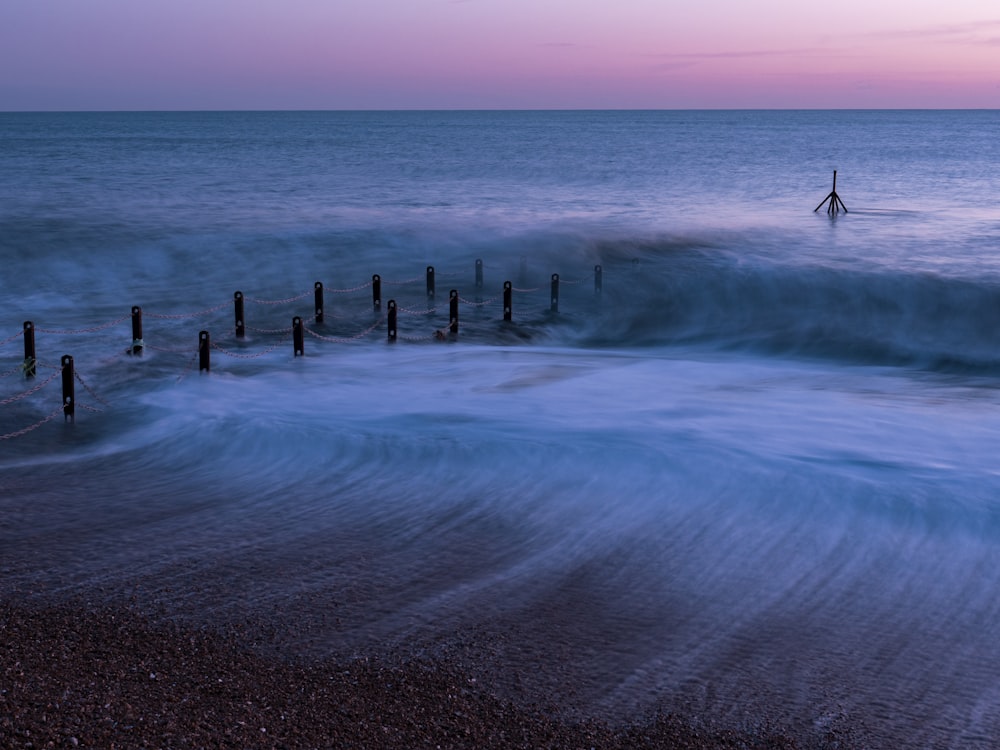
869,19 -> 1000,43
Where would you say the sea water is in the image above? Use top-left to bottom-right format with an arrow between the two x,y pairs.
3,110 -> 1000,747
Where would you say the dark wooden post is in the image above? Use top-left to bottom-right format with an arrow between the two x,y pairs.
234,291 -> 245,339
22,321 -> 35,379
130,306 -> 143,355
372,274 -> 382,311
449,289 -> 459,334
61,354 -> 74,421
475,259 -> 483,290
503,281 -> 512,322
387,299 -> 397,341
814,170 -> 848,215
550,273 -> 560,313
314,282 -> 324,324
293,316 -> 304,356
199,331 -> 211,372
426,266 -> 435,299
594,265 -> 603,295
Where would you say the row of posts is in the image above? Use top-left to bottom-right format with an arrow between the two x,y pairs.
21,263 -> 607,376
19,323 -> 74,419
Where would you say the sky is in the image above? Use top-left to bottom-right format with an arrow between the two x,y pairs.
1,0 -> 999,110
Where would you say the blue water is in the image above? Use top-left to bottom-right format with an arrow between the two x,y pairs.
3,110 -> 1000,748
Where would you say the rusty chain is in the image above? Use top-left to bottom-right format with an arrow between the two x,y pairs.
37,312 -> 131,335
210,337 -> 291,359
0,328 -> 24,347
0,404 -> 66,441
302,317 -> 384,344
0,368 -> 61,407
145,300 -> 230,319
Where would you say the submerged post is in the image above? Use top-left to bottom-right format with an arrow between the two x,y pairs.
475,259 -> 484,290
503,281 -> 512,322
293,316 -> 304,356
22,321 -> 35,379
387,299 -> 397,341
449,289 -> 459,334
199,331 -> 211,372
372,274 -> 382,311
550,273 -> 560,313
814,170 -> 848,215
130,306 -> 143,355
594,265 -> 603,295
234,291 -> 245,339
314,281 -> 324,324
61,354 -> 74,421
426,266 -> 435,299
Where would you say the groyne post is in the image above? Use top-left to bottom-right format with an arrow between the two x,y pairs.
60,354 -> 74,421
814,170 -> 848,215
449,289 -> 459,334
503,281 -> 512,322
234,291 -> 245,339
315,282 -> 324,324
550,274 -> 560,313
22,321 -> 35,379
372,274 -> 382,311
387,300 -> 397,341
130,306 -> 143,355
595,265 -> 603,295
199,331 -> 211,372
293,316 -> 304,356
426,266 -> 435,300
475,259 -> 484,290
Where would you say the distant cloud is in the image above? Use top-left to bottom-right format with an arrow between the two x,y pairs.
869,19 -> 1000,43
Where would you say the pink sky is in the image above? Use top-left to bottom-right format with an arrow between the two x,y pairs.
2,0 -> 998,109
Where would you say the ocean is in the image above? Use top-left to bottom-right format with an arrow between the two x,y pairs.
2,110 -> 1000,747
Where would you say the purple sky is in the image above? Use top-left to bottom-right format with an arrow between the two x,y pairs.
2,0 -> 999,110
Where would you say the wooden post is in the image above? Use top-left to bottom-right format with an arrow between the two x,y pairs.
61,354 -> 74,421
130,306 -> 143,355
594,265 -> 603,295
293,316 -> 304,356
22,321 -> 35,379
372,274 -> 382,311
475,259 -> 483,290
314,282 -> 324,324
234,291 -> 245,339
550,273 -> 560,313
426,266 -> 435,299
449,289 -> 459,334
503,281 -> 512,322
199,331 -> 210,372
814,170 -> 848,215
387,299 -> 397,341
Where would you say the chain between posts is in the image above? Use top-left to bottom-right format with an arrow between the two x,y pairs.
0,368 -> 61,406
210,336 -> 291,359
0,403 -> 65,441
0,363 -> 25,379
245,325 -> 295,335
145,301 -> 231,319
0,328 -> 24,347
246,289 -> 313,305
302,317 -> 384,343
458,295 -> 501,307
382,275 -> 424,286
37,312 -> 131,335
510,286 -> 541,293
74,369 -> 112,408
